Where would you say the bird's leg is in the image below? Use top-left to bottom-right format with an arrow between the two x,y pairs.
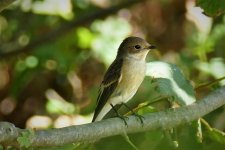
110,104 -> 128,127
122,103 -> 144,126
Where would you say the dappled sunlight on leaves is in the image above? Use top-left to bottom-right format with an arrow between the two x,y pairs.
54,114 -> 92,128
195,58 -> 225,85
91,16 -> 132,65
45,89 -> 77,115
21,0 -> 74,20
26,115 -> 53,129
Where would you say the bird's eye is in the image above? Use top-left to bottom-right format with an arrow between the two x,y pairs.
134,45 -> 141,49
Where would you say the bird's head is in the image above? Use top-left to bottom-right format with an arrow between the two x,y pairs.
117,36 -> 156,60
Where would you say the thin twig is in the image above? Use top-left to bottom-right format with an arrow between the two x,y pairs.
195,76 -> 225,90
0,0 -> 16,12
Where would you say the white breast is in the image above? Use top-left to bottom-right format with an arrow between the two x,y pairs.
109,57 -> 146,104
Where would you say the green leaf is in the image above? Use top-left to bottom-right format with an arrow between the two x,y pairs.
146,61 -> 196,106
192,119 -> 203,143
122,133 -> 138,150
17,129 -> 35,148
201,118 -> 225,144
196,0 -> 225,17
206,128 -> 225,144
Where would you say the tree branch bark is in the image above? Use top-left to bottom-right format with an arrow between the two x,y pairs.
0,0 -> 147,58
0,86 -> 225,148
0,0 -> 16,12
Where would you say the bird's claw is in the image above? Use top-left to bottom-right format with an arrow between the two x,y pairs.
133,113 -> 144,126
117,114 -> 129,127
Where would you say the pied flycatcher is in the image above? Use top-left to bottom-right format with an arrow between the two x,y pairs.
92,36 -> 156,122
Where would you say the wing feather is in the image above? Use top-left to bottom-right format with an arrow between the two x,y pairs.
92,58 -> 123,122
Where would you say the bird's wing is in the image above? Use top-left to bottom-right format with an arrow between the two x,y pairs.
92,58 -> 123,122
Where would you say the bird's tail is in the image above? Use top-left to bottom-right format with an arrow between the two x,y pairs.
92,103 -> 111,122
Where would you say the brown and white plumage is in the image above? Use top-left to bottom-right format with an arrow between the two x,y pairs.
92,37 -> 156,122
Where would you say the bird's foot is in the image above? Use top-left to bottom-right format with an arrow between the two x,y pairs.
116,114 -> 129,127
121,103 -> 144,126
110,103 -> 129,127
132,112 -> 144,126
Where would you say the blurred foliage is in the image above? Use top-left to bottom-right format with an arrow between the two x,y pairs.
196,0 -> 225,17
0,0 -> 225,149
91,16 -> 132,65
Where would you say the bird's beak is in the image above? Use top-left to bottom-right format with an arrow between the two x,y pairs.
148,45 -> 156,49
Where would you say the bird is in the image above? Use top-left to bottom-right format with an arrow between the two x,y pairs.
92,36 -> 156,123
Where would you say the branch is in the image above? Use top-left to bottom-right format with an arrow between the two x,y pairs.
0,0 -> 146,58
0,86 -> 225,148
0,0 -> 16,12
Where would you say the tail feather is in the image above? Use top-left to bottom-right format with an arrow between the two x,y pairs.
92,103 -> 111,122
